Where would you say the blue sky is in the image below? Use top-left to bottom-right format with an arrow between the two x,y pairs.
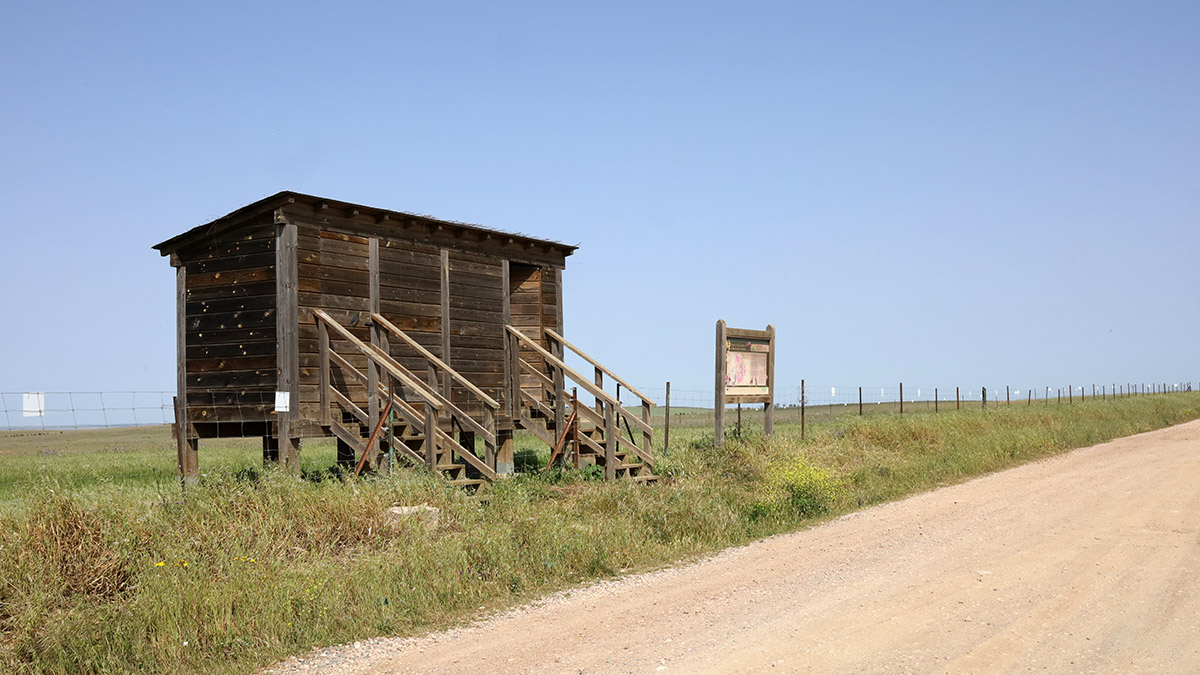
1,1 -> 1197,403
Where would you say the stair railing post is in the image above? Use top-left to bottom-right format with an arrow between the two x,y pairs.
367,323 -> 381,470
319,319 -> 331,427
483,405 -> 496,471
642,396 -> 653,469
604,401 -> 617,480
549,331 -> 566,443
423,404 -> 437,472
571,387 -> 580,469
507,331 -> 520,420
594,366 -> 605,418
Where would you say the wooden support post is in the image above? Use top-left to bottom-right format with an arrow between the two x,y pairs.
501,260 -> 513,419
714,319 -> 727,448
664,381 -> 671,457
173,396 -> 198,486
174,262 -> 199,486
275,215 -> 300,474
764,324 -> 775,437
1006,385 -> 1010,405
736,402 -> 741,436
439,248 -> 451,400
1069,384 -> 1073,404
368,237 -> 389,472
956,386 -> 960,410
496,429 -> 514,475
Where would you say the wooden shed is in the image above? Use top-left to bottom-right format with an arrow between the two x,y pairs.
154,192 -> 656,486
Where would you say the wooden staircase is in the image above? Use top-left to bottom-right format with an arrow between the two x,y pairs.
506,326 -> 658,482
311,310 -> 656,485
315,310 -> 498,486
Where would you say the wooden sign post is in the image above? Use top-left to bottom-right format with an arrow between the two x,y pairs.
714,320 -> 775,448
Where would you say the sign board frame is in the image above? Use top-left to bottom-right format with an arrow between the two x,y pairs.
714,320 -> 775,447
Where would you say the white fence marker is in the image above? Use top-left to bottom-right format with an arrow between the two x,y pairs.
22,392 -> 44,417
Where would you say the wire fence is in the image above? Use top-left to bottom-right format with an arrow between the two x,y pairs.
0,392 -> 176,431
1,381 -> 1195,432
631,380 -> 1196,411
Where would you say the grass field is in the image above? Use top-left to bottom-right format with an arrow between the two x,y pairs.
2,392 -> 1198,674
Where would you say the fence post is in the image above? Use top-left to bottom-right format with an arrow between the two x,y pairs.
982,386 -> 987,410
1069,385 -> 1073,404
1028,388 -> 1032,405
1006,385 -> 1010,405
664,381 -> 671,457
956,386 -> 960,410
714,319 -> 726,449
899,382 -> 903,414
935,387 -> 938,413
858,386 -> 862,415
800,379 -> 806,440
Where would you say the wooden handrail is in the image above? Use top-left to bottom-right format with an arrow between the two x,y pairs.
543,328 -> 656,407
370,313 -> 499,409
318,308 -> 496,482
313,309 -> 442,411
507,326 -> 651,436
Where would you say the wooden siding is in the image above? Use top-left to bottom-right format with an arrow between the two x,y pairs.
296,225 -> 372,422
510,264 -> 549,397
180,221 -> 277,424
447,250 -> 505,407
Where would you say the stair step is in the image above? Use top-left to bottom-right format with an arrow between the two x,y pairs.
448,478 -> 487,487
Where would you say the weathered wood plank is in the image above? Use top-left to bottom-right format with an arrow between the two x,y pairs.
188,370 -> 277,389
189,328 -> 275,345
188,355 -> 277,373
187,252 -> 277,275
185,310 -> 275,332
186,294 -> 276,316
319,229 -> 370,245
186,267 -> 275,289
185,280 -> 277,301
187,341 -> 275,359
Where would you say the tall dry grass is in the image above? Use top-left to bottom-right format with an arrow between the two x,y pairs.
1,393 -> 1197,674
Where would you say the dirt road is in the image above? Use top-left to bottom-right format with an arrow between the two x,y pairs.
268,420 -> 1200,674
